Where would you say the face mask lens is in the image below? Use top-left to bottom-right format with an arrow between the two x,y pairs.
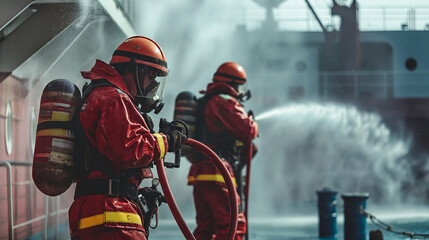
142,75 -> 166,103
146,81 -> 160,95
134,64 -> 168,112
237,83 -> 251,102
153,75 -> 166,101
238,83 -> 248,95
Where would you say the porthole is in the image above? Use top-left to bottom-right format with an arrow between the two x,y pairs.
5,101 -> 13,155
405,57 -> 417,71
30,107 -> 37,155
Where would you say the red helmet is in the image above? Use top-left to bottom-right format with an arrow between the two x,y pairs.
213,62 -> 246,85
110,36 -> 168,76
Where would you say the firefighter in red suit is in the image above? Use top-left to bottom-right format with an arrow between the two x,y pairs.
188,62 -> 259,240
68,36 -> 187,240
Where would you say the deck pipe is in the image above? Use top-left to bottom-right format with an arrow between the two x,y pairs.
341,193 -> 370,240
316,188 -> 338,239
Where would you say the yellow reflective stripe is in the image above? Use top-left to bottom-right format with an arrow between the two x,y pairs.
79,211 -> 142,230
36,129 -> 67,137
79,213 -> 104,229
51,111 -> 70,121
152,133 -> 166,158
188,174 -> 237,187
105,211 -> 142,225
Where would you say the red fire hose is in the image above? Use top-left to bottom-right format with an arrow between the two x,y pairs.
155,138 -> 238,240
244,142 -> 253,240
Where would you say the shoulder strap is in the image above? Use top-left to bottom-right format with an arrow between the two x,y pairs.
81,79 -> 116,102
73,79 -> 117,179
194,92 -> 220,141
195,91 -> 241,162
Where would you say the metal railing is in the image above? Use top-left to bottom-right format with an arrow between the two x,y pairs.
0,161 -> 69,240
227,5 -> 429,31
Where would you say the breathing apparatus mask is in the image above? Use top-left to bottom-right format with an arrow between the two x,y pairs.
235,82 -> 251,102
133,63 -> 167,114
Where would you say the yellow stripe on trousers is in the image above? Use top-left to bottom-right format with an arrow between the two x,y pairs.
188,174 -> 237,187
79,211 -> 142,230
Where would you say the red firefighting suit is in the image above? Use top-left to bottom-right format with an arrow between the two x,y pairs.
188,81 -> 259,240
68,60 -> 168,240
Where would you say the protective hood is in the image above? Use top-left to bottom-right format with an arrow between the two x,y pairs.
202,82 -> 239,98
81,60 -> 133,99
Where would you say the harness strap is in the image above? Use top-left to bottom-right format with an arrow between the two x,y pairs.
74,79 -> 118,179
37,121 -> 73,131
74,178 -> 138,202
78,211 -> 142,230
194,92 -> 240,163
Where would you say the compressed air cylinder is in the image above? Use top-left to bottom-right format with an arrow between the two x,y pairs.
174,91 -> 197,138
173,91 -> 197,158
316,188 -> 338,239
33,79 -> 81,196
341,193 -> 370,240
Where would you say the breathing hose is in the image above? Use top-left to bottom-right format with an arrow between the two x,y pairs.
155,138 -> 238,240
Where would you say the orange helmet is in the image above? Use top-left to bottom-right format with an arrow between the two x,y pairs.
110,36 -> 168,76
213,62 -> 246,85
110,36 -> 168,113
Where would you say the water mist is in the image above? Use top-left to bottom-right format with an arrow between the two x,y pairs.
250,102 -> 414,217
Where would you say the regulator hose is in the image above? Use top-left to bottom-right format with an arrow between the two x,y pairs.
155,138 -> 238,240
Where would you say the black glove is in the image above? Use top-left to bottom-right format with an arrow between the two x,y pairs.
159,118 -> 188,152
248,110 -> 255,120
166,130 -> 188,152
138,186 -> 166,235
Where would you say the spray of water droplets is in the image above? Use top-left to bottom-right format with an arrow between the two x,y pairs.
251,103 -> 417,216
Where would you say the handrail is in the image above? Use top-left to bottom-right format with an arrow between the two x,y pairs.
1,162 -> 13,240
231,5 -> 429,31
0,161 -> 69,240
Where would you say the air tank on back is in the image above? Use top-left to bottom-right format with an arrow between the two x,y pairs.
32,79 -> 81,196
174,91 -> 198,160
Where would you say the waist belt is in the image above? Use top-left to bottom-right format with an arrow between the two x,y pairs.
74,179 -> 138,202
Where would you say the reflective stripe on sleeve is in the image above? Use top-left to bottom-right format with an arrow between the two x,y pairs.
188,174 -> 237,187
152,133 -> 166,158
79,211 -> 142,230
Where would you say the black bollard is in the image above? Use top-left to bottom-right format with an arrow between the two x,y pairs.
341,193 -> 370,240
316,188 -> 338,239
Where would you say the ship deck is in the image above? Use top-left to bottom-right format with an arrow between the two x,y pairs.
149,215 -> 429,240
